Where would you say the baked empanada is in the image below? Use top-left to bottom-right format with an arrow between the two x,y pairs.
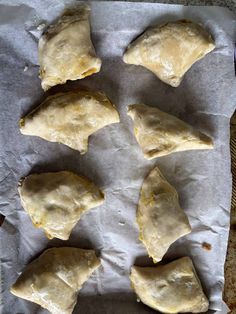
128,104 -> 213,159
123,20 -> 215,87
18,171 -> 104,240
20,89 -> 120,153
39,5 -> 101,90
137,166 -> 191,262
130,257 -> 209,313
11,247 -> 101,314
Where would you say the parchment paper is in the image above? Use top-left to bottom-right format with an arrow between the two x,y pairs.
0,1 -> 236,313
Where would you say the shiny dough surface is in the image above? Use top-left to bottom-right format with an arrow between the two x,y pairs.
20,89 -> 120,153
39,5 -> 101,90
130,257 -> 209,313
18,171 -> 104,240
128,103 -> 213,159
137,166 -> 191,262
11,247 -> 101,314
123,20 -> 215,87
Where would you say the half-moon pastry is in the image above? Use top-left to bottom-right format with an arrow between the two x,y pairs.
123,20 -> 215,87
20,89 -> 120,153
39,5 -> 101,90
11,247 -> 101,314
130,257 -> 209,313
137,166 -> 191,262
128,103 -> 213,159
18,171 -> 104,240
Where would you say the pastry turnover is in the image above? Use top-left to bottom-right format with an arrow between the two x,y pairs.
130,257 -> 209,313
18,171 -> 104,240
123,20 -> 215,87
137,166 -> 191,263
39,5 -> 101,90
11,247 -> 101,314
20,89 -> 120,153
128,104 -> 213,159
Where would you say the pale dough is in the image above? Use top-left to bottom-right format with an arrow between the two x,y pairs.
137,166 -> 191,262
20,89 -> 120,153
130,257 -> 209,313
123,20 -> 215,87
128,103 -> 213,159
39,5 -> 101,90
11,247 -> 101,314
18,171 -> 104,240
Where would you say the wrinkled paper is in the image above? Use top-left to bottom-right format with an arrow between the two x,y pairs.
0,1 -> 236,313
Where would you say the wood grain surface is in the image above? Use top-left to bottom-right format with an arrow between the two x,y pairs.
224,113 -> 236,313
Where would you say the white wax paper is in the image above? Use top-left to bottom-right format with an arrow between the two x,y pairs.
0,1 -> 236,313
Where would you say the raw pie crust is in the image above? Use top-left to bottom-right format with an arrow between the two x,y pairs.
123,20 -> 215,87
137,166 -> 191,262
130,257 -> 209,313
11,247 -> 101,314
20,89 -> 120,153
18,171 -> 104,240
128,103 -> 213,159
39,5 -> 101,90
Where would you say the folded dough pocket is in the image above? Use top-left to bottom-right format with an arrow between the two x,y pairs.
128,103 -> 213,159
11,247 -> 101,314
18,171 -> 104,240
130,257 -> 209,313
19,89 -> 120,153
137,166 -> 191,263
123,20 -> 215,87
39,5 -> 102,90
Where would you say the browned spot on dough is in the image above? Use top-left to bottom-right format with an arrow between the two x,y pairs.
202,242 -> 212,251
81,68 -> 97,78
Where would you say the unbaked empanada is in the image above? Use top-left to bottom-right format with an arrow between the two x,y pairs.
130,257 -> 209,313
18,171 -> 104,240
20,89 -> 120,153
128,104 -> 213,159
123,20 -> 215,87
39,5 -> 101,90
137,166 -> 191,262
11,247 -> 101,314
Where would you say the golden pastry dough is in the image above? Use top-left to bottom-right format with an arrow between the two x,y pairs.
39,5 -> 101,90
11,247 -> 101,314
20,89 -> 120,153
128,104 -> 213,159
130,257 -> 209,313
18,171 -> 104,240
137,166 -> 191,263
123,20 -> 215,87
